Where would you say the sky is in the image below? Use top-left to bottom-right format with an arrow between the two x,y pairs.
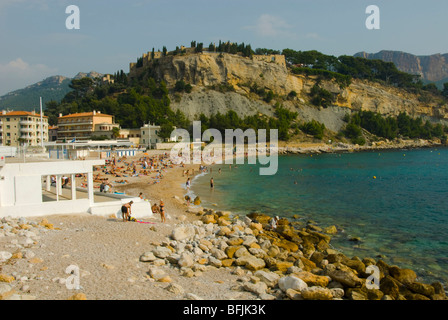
0,0 -> 447,96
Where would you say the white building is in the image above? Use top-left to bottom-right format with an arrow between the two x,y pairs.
140,123 -> 163,148
140,123 -> 178,148
0,159 -> 152,218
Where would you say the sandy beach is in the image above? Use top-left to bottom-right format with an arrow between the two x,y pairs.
0,151 -> 260,300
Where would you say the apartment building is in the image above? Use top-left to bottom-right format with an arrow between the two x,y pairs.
0,110 -> 49,147
57,110 -> 119,142
140,123 -> 163,147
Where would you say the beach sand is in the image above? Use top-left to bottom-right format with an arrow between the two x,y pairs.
0,152 -> 257,300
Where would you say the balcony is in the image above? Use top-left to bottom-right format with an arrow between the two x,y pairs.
57,128 -> 93,133
59,120 -> 93,126
19,120 -> 34,125
20,127 -> 34,133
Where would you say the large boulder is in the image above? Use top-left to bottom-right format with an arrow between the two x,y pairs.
171,225 -> 196,241
235,256 -> 266,271
152,246 -> 173,259
407,282 -> 435,297
278,275 -> 308,292
243,281 -> 268,296
301,286 -> 333,300
326,266 -> 364,288
139,252 -> 157,262
294,271 -> 330,287
254,270 -> 281,287
246,213 -> 271,225
178,253 -> 194,268
388,266 -> 417,285
380,275 -> 401,299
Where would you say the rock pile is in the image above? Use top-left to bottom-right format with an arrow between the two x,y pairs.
140,209 -> 447,300
0,216 -> 56,300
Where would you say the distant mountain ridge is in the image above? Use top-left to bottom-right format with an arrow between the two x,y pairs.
0,71 -> 103,111
354,50 -> 448,87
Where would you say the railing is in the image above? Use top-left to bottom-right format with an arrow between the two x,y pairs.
57,128 -> 93,133
58,120 -> 93,125
19,120 -> 34,125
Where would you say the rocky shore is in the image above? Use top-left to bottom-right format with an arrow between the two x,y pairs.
143,207 -> 448,300
278,138 -> 442,155
1,205 -> 447,300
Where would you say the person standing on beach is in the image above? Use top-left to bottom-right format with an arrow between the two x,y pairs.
210,177 -> 214,189
186,177 -> 191,190
159,199 -> 166,223
121,201 -> 133,222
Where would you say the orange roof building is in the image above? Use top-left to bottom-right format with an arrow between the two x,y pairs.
57,110 -> 119,141
0,110 -> 49,147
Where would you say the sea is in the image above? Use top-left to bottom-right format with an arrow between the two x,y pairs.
187,147 -> 448,285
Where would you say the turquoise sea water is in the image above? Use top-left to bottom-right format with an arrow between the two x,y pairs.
190,147 -> 448,285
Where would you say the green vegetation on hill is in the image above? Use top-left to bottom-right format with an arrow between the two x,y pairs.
45,71 -> 189,131
45,69 -> 300,141
0,77 -> 72,110
342,111 -> 447,144
282,48 -> 448,97
198,105 -> 298,141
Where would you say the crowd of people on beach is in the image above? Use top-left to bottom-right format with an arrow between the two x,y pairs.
84,151 -> 228,225
88,151 -> 199,224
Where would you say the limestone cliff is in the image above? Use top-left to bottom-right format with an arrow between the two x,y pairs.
355,50 -> 448,84
129,52 -> 448,132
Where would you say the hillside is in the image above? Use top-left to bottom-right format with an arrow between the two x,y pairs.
129,50 -> 448,133
354,50 -> 448,87
0,71 -> 103,111
44,45 -> 448,145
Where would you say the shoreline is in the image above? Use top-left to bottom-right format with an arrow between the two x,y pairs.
1,149 -> 447,300
187,145 -> 448,286
277,139 -> 445,155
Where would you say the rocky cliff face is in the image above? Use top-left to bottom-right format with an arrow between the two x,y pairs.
355,50 -> 448,83
130,52 -> 448,132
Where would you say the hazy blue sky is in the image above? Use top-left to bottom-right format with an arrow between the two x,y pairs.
1,0 -> 447,95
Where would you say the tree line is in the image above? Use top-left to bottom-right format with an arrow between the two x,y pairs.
197,106 -> 298,141
282,48 -> 448,96
343,110 -> 447,145
44,72 -> 189,132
